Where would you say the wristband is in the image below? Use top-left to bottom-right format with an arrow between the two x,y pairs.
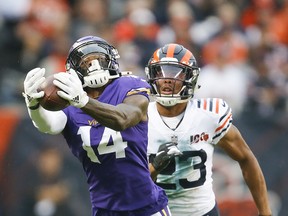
29,103 -> 40,110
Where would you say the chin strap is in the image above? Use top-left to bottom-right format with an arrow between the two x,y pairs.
155,95 -> 190,107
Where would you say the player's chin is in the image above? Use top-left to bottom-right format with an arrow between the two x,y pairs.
160,91 -> 173,95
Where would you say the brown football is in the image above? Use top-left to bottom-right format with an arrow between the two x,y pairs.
38,74 -> 69,111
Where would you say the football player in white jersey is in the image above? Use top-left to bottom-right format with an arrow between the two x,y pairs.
145,43 -> 272,216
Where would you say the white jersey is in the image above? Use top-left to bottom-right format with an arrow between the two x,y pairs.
147,98 -> 233,216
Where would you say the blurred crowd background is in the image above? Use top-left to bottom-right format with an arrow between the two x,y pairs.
0,0 -> 287,215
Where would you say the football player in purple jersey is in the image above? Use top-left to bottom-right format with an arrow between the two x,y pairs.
145,43 -> 272,216
23,36 -> 171,216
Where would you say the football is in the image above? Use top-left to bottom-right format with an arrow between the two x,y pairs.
38,74 -> 69,111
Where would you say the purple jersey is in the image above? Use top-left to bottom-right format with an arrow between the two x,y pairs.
62,76 -> 168,213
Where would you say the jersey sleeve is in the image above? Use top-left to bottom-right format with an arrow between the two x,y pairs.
121,76 -> 151,99
210,98 -> 233,144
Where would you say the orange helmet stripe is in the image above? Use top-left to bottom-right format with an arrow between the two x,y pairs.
153,49 -> 160,62
180,50 -> 193,64
166,44 -> 176,58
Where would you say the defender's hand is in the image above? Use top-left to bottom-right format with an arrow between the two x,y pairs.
152,142 -> 182,172
23,68 -> 46,109
54,69 -> 89,108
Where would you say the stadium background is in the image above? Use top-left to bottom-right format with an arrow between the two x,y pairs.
0,0 -> 287,215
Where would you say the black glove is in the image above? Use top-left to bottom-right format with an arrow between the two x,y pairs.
152,142 -> 182,172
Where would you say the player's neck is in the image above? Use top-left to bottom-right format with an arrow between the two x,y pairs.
85,81 -> 112,99
156,102 -> 187,117
85,87 -> 105,99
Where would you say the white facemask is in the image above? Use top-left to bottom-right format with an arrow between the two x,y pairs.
83,59 -> 110,88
